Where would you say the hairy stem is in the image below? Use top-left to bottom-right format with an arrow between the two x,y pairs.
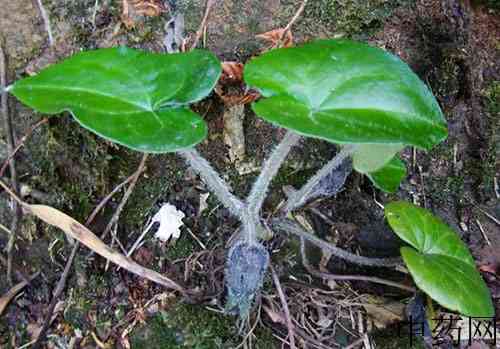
273,218 -> 402,267
284,145 -> 356,213
299,238 -> 414,292
179,148 -> 245,219
248,131 -> 300,217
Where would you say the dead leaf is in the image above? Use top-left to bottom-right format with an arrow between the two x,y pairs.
359,296 -> 405,329
0,272 -> 39,315
215,61 -> 260,106
122,0 -> 167,28
220,62 -> 244,83
21,203 -> 185,293
256,28 -> 294,49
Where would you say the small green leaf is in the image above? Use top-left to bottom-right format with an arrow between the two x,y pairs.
244,40 -> 447,150
10,47 -> 221,153
353,143 -> 404,173
386,202 -> 494,317
366,156 -> 406,193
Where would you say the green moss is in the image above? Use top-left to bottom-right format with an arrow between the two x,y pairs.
280,0 -> 407,38
479,81 -> 500,200
131,302 -> 279,348
165,233 -> 197,260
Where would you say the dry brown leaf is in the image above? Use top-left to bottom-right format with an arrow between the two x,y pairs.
0,272 -> 39,316
359,296 -> 405,329
256,28 -> 294,49
23,204 -> 185,293
220,61 -> 244,83
215,61 -> 260,106
122,0 -> 167,28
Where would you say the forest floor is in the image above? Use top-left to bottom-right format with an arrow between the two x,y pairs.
0,0 -> 499,348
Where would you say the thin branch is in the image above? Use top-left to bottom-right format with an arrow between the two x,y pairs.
34,0 -> 54,46
0,118 -> 49,177
190,0 -> 215,50
98,154 -> 148,241
270,265 -> 296,349
179,148 -> 245,218
1,44 -> 21,285
284,145 -> 356,213
283,0 -> 308,33
273,218 -> 402,268
300,238 -> 415,293
32,244 -> 78,349
32,171 -> 143,348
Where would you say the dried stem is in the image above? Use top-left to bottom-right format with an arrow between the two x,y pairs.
299,238 -> 415,292
98,154 -> 148,242
273,218 -> 402,268
179,148 -> 245,218
283,0 -> 308,33
1,44 -> 21,285
284,145 -> 356,213
190,0 -> 215,50
34,0 -> 54,46
270,265 -> 296,349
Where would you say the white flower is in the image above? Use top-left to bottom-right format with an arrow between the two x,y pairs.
149,203 -> 185,242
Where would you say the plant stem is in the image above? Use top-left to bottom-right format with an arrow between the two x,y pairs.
247,131 -> 300,226
179,148 -> 245,218
284,145 -> 356,213
299,238 -> 414,292
273,218 -> 402,267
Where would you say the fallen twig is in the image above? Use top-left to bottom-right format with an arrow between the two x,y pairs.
0,118 -> 49,177
283,0 -> 308,33
190,0 -> 215,50
98,154 -> 148,242
1,44 -> 21,285
34,0 -> 54,46
270,265 -> 296,349
0,272 -> 39,316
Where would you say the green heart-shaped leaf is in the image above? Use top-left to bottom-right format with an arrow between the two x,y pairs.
386,201 -> 494,317
244,40 -> 447,150
366,156 -> 406,193
10,47 -> 221,153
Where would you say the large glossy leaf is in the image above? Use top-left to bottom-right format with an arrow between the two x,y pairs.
366,156 -> 406,193
10,47 -> 221,153
386,202 -> 494,317
244,40 -> 447,150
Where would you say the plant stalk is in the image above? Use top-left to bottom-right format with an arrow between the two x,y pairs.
273,218 -> 402,267
284,144 -> 356,213
247,131 -> 300,219
245,131 -> 300,242
179,148 -> 245,219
